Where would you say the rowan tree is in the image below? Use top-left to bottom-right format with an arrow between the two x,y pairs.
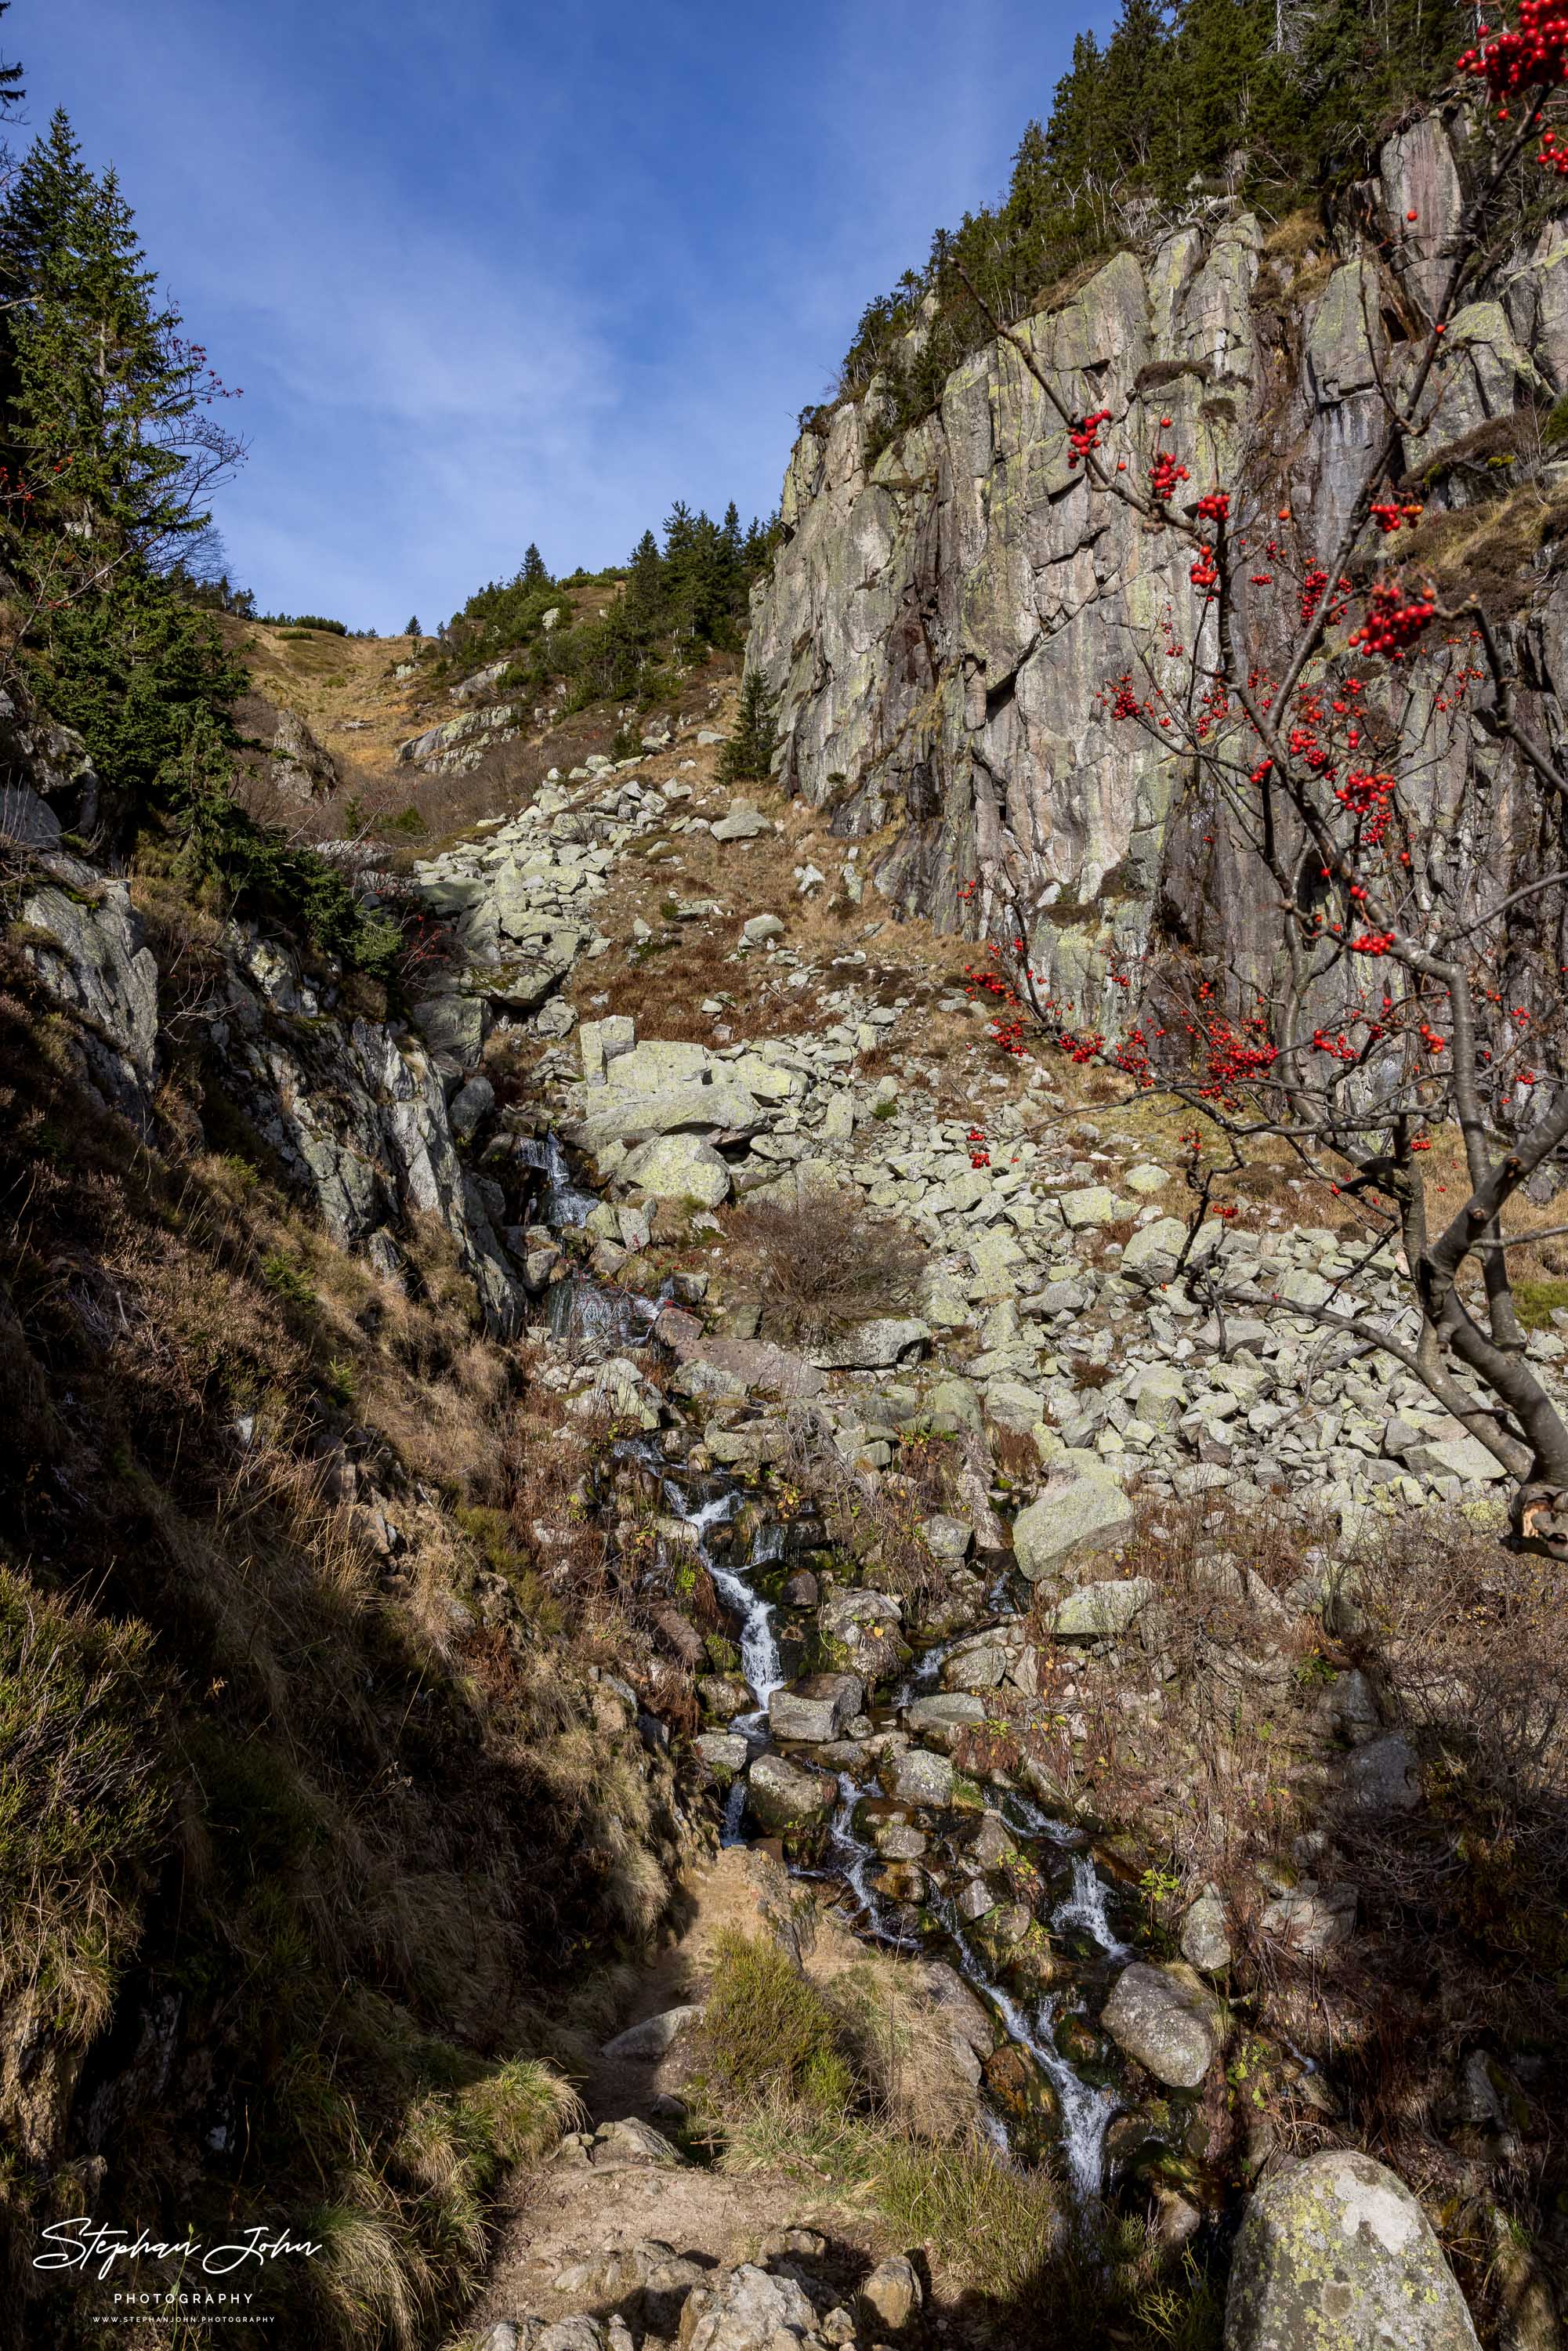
954,9 -> 1568,1560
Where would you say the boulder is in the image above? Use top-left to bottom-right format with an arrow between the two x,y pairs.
769,1672 -> 865,1743
813,1317 -> 930,1370
860,2255 -> 922,2332
1225,2150 -> 1481,2350
679,2264 -> 819,2351
881,1747 -> 954,1806
712,802 -> 771,842
1012,1478 -> 1133,1580
572,1078 -> 762,1152
602,2005 -> 703,2061
590,2116 -> 682,2168
694,1732 -> 749,1774
1179,1889 -> 1233,1973
1052,1575 -> 1156,1641
1260,1882 -> 1358,1954
904,1692 -> 987,1750
1101,1960 -> 1220,2088
817,1588 -> 906,1679
623,1133 -> 732,1208
745,1751 -> 836,1831
1059,1184 -> 1117,1227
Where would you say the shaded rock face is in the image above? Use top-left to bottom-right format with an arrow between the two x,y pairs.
1226,2149 -> 1481,2350
15,849 -> 523,1333
748,125 -> 1568,1019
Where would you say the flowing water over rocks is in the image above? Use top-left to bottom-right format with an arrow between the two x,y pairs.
539,1148 -> 1161,2209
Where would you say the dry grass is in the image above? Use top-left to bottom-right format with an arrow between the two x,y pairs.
0,929 -> 693,2345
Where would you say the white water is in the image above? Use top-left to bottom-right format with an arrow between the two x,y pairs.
1054,1853 -> 1131,1958
932,1893 -> 1117,2203
617,1379 -> 1124,2200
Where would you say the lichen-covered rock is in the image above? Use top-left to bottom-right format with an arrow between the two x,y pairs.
1051,1575 -> 1156,1641
1101,1960 -> 1219,2088
1225,2150 -> 1481,2350
744,1751 -> 836,1831
679,2264 -> 820,2351
816,1588 -> 907,1681
1012,1478 -> 1133,1580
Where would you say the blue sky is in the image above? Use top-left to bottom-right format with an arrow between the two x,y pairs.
16,0 -> 1109,632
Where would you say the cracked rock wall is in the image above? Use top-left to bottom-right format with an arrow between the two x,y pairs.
748,114 -> 1568,1025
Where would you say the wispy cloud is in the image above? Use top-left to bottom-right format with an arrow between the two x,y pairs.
17,0 -> 1099,626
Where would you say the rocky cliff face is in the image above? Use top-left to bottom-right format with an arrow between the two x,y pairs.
748,114 -> 1568,1020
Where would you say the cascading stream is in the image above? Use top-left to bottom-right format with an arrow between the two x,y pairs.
544,1197 -> 1129,2204
643,1432 -> 1124,2200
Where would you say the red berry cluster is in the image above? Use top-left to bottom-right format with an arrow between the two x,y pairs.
1194,489 -> 1231,523
1335,766 -> 1397,846
1368,498 -> 1424,534
1067,409 -> 1112,468
1457,3 -> 1568,97
1349,578 -> 1437,659
1349,929 -> 1398,956
1150,449 -> 1190,503
1538,127 -> 1568,171
1300,566 -> 1328,625
1190,545 -> 1219,592
966,1125 -> 991,1168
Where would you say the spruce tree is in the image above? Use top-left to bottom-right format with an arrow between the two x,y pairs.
719,671 -> 778,786
0,111 -> 244,577
521,542 -> 549,589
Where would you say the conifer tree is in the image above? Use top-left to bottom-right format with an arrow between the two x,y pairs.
0,110 -> 244,581
405,615 -> 421,637
719,670 -> 777,786
520,542 -> 549,588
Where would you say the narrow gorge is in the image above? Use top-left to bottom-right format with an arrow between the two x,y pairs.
2,42 -> 1566,2351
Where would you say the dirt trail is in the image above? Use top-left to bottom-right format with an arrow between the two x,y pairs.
472,1846 -> 893,2337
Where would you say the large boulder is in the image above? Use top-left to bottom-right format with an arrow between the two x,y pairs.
1225,2150 -> 1481,2351
744,1751 -> 836,1831
573,1076 -> 762,1152
1052,1575 -> 1156,1641
813,1317 -> 930,1370
768,1672 -> 864,1743
1012,1476 -> 1134,1580
1101,1961 -> 1220,2088
623,1132 -> 732,1208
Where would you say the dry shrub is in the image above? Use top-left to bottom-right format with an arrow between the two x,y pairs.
1359,1513 -> 1568,1920
726,1188 -> 925,1345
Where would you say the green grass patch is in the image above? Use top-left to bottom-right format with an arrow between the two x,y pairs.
1514,1277 -> 1568,1330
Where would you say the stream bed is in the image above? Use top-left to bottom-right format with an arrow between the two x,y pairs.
524,1143 -> 1205,2218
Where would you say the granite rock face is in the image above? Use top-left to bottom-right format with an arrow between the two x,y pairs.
747,122 -> 1568,1024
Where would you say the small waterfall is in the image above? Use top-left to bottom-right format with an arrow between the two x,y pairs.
547,1277 -> 651,1354
600,1371 -> 1133,2205
931,1892 -> 1117,2204
1053,1854 -> 1130,1959
514,1131 -> 599,1229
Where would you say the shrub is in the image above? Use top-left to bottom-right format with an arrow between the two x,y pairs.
727,1188 -> 925,1345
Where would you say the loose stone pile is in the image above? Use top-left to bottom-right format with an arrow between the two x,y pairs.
398,755 -> 1568,1540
